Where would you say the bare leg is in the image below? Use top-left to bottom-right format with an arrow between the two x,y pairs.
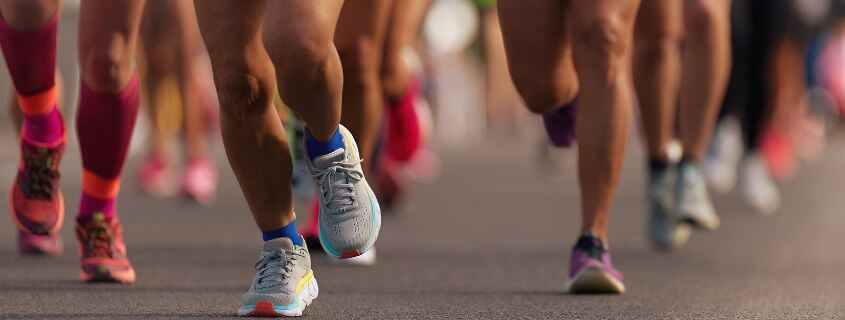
633,0 -> 682,159
381,0 -> 431,99
498,0 -> 577,115
335,0 -> 392,170
678,0 -> 731,160
195,0 -> 293,230
569,0 -> 641,241
263,0 -> 345,142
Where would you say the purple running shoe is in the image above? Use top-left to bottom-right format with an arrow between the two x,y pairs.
565,234 -> 625,294
542,98 -> 578,147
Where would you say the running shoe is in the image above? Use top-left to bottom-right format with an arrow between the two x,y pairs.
647,167 -> 692,250
385,79 -> 422,163
327,247 -> 377,267
704,117 -> 742,194
676,161 -> 720,231
18,232 -> 62,256
238,237 -> 318,317
760,127 -> 796,181
542,98 -> 577,148
740,153 -> 781,215
305,125 -> 381,259
565,234 -> 625,294
183,157 -> 217,205
136,153 -> 178,198
76,213 -> 136,284
10,135 -> 65,255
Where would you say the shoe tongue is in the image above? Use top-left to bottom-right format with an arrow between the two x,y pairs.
313,149 -> 346,169
263,237 -> 295,253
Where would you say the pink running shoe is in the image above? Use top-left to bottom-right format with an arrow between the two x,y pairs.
136,153 -> 178,198
385,79 -> 422,163
10,135 -> 65,255
564,234 -> 625,294
182,157 -> 217,205
76,213 -> 136,284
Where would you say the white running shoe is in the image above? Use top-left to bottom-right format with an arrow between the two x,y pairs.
238,238 -> 318,317
328,246 -> 377,267
676,162 -> 720,231
305,125 -> 381,259
704,117 -> 743,194
740,153 -> 781,215
647,167 -> 692,250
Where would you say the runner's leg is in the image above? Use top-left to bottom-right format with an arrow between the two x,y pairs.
335,0 -> 392,170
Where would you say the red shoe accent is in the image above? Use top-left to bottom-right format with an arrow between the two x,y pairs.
340,249 -> 361,259
246,301 -> 281,317
385,79 -> 422,163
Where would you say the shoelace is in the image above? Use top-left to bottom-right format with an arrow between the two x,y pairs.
310,158 -> 364,217
83,218 -> 116,258
22,147 -> 60,200
679,168 -> 706,203
254,248 -> 302,291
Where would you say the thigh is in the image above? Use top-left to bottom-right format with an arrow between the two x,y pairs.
498,0 -> 572,88
194,0 -> 266,65
335,0 -> 392,56
263,0 -> 344,57
635,0 -> 682,41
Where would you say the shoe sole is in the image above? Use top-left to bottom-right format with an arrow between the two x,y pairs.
80,267 -> 136,284
650,223 -> 693,251
237,277 -> 319,317
565,265 -> 625,294
18,234 -> 63,256
677,209 -> 720,231
318,125 -> 382,259
9,183 -> 65,236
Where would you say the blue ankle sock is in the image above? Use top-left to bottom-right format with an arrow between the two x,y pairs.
262,221 -> 303,246
306,127 -> 343,161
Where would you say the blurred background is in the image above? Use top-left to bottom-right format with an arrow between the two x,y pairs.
0,0 -> 844,318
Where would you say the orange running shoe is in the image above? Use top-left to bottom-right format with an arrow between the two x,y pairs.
76,212 -> 136,284
10,135 -> 65,255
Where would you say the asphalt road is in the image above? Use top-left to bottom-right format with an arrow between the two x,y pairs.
0,130 -> 843,319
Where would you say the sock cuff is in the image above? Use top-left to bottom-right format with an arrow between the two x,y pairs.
17,85 -> 56,116
82,169 -> 120,199
0,7 -> 58,35
80,71 -> 139,104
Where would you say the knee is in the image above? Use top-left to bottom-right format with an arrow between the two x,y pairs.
337,38 -> 380,87
211,64 -> 275,126
510,72 -> 576,114
272,30 -> 334,82
634,25 -> 681,66
81,46 -> 134,92
572,15 -> 630,82
684,0 -> 719,35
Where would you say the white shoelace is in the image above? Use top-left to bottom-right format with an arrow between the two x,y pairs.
254,248 -> 301,292
310,158 -> 364,218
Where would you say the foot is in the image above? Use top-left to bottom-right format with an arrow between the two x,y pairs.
76,213 -> 136,284
183,157 -> 218,205
136,153 -> 178,198
10,135 -> 65,255
565,234 -> 625,294
647,167 -> 692,250
305,125 -> 381,259
542,98 -> 577,148
676,161 -> 720,231
18,232 -> 62,256
328,247 -> 377,267
740,153 -> 781,215
237,238 -> 318,317
385,79 -> 422,163
704,118 -> 742,194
